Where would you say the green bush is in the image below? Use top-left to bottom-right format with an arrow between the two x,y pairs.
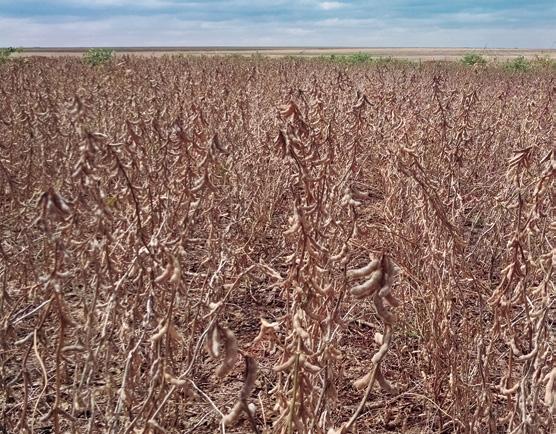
0,47 -> 22,64
531,55 -> 556,69
505,56 -> 530,72
83,48 -> 114,66
346,52 -> 374,64
315,52 -> 395,65
460,52 -> 487,67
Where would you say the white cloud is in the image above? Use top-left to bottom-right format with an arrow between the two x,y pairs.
282,27 -> 313,36
438,12 -> 498,25
319,2 -> 346,11
0,13 -> 554,48
316,17 -> 383,28
56,0 -> 192,7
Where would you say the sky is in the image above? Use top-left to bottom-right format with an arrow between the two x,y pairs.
0,1 -> 555,48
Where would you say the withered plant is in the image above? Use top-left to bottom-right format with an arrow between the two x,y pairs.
0,56 -> 554,433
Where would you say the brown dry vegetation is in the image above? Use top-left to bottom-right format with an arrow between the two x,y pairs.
0,56 -> 554,434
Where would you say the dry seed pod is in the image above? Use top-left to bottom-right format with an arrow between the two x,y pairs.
307,242 -> 324,261
350,270 -> 382,299
55,270 -> 72,278
378,282 -> 392,297
168,255 -> 181,283
353,351 -> 397,393
499,381 -> 520,395
284,208 -> 301,235
378,258 -> 398,298
341,193 -> 361,207
253,318 -> 280,345
376,366 -> 397,394
373,293 -> 396,324
222,356 -> 258,426
190,176 -> 205,193
164,371 -> 187,386
509,337 -> 522,357
293,312 -> 310,342
384,293 -> 401,307
315,265 -> 327,274
330,243 -> 348,262
51,190 -> 71,215
62,345 -> 85,354
188,198 -> 201,213
325,379 -> 339,404
73,395 -> 88,413
371,326 -> 393,364
383,256 -> 399,280
274,130 -> 288,157
273,355 -> 296,372
311,281 -> 333,296
279,101 -> 300,120
167,323 -> 184,344
222,402 -> 243,426
215,327 -> 239,378
241,357 -> 257,402
353,370 -> 373,391
350,185 -> 369,201
347,258 -> 380,279
544,367 -> 556,412
155,260 -> 174,284
303,361 -> 322,374
210,133 -> 229,155
206,325 -> 222,358
149,321 -> 169,343
326,345 -> 342,360
283,251 -> 297,263
299,354 -> 322,373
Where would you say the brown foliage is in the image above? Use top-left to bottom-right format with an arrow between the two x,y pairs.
0,57 -> 554,433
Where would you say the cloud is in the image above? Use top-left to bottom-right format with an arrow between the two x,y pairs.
47,0 -> 183,6
0,1 -> 555,48
319,2 -> 346,10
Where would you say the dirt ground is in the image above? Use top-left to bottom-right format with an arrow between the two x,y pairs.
16,47 -> 556,61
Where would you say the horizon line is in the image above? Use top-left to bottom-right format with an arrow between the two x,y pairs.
15,46 -> 556,51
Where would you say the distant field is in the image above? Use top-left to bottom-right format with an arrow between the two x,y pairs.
17,46 -> 556,61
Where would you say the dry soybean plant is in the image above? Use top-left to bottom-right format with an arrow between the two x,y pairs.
0,56 -> 554,433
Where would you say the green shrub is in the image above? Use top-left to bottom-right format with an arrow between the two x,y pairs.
346,52 -> 374,64
315,52 -> 389,65
460,52 -> 487,67
0,47 -> 22,64
505,56 -> 530,72
83,48 -> 114,66
531,55 -> 556,69
250,52 -> 265,62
